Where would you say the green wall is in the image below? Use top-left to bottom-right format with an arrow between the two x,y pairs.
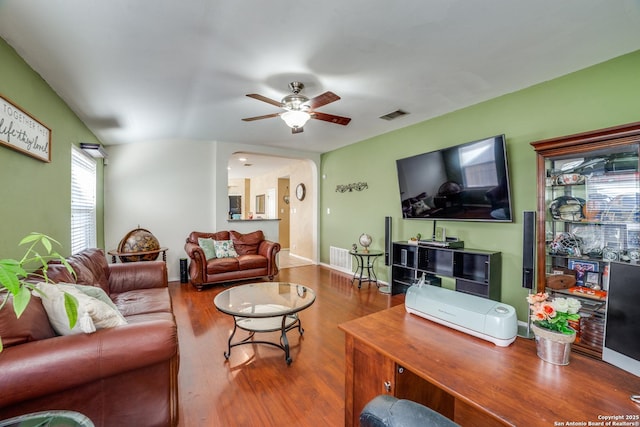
320,49 -> 640,318
0,38 -> 104,259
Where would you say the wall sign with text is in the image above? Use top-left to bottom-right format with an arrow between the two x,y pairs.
0,94 -> 51,162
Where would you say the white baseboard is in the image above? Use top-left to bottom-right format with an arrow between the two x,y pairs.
319,262 -> 389,285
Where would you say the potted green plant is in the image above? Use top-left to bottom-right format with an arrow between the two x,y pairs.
0,232 -> 78,351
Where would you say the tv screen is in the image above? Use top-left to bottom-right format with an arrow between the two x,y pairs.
603,261 -> 640,377
396,134 -> 513,222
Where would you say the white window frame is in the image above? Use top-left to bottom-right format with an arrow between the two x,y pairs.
71,146 -> 97,254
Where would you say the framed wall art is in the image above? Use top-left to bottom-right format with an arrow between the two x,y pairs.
0,94 -> 51,162
585,271 -> 600,289
568,259 -> 599,287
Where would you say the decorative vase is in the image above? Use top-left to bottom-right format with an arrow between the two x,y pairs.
531,324 -> 576,366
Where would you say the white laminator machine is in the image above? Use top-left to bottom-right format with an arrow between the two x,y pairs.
405,284 -> 518,347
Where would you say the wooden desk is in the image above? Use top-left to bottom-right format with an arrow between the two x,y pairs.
339,305 -> 639,427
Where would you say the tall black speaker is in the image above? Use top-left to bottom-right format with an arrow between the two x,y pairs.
180,258 -> 189,284
384,216 -> 392,266
522,211 -> 536,289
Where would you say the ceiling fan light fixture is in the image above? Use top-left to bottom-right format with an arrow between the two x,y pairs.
281,94 -> 309,110
243,81 -> 350,130
281,110 -> 311,129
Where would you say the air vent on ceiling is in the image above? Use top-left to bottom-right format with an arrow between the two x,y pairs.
379,109 -> 409,121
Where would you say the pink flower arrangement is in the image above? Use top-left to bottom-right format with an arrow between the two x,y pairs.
527,292 -> 581,335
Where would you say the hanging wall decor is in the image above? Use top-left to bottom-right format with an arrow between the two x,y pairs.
336,182 -> 368,193
0,94 -> 51,162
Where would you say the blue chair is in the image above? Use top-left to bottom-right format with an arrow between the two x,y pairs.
0,411 -> 94,427
360,395 -> 460,427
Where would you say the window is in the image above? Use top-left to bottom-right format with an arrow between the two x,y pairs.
459,138 -> 498,188
71,146 -> 97,253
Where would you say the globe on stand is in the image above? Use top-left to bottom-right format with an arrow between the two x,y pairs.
359,233 -> 372,253
117,227 -> 161,262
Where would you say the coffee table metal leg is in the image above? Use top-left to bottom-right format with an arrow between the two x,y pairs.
224,321 -> 239,359
226,322 -> 259,358
224,314 -> 306,364
280,315 -> 292,365
351,254 -> 364,288
369,262 -> 378,285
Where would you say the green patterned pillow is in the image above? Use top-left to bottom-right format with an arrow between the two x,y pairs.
214,240 -> 239,258
198,237 -> 217,260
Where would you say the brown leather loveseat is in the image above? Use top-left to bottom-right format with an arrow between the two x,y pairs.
184,230 -> 280,290
0,248 -> 179,427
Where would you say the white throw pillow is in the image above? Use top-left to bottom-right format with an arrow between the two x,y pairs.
34,282 -> 127,335
34,282 -> 94,335
213,240 -> 239,258
60,283 -> 121,311
57,283 -> 127,327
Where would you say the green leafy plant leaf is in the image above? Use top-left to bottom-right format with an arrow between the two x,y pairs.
0,233 -> 77,352
0,262 -> 22,294
63,292 -> 79,329
19,233 -> 43,245
40,236 -> 53,254
12,286 -> 32,318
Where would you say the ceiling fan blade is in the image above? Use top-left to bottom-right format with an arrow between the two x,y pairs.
246,93 -> 282,107
311,111 -> 351,126
306,91 -> 340,109
292,127 -> 304,134
242,113 -> 281,121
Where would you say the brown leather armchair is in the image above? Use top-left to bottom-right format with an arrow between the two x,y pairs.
184,230 -> 280,291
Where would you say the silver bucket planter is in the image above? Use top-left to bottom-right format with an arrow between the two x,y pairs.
531,324 -> 576,365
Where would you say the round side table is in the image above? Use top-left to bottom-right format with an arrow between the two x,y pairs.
349,250 -> 384,289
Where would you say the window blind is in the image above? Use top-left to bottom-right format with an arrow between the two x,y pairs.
71,146 -> 97,254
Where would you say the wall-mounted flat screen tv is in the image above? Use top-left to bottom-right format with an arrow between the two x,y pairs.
396,134 -> 513,222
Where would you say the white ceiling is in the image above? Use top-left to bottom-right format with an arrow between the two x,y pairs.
1,0 -> 640,158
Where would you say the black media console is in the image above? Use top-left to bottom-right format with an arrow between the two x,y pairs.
391,241 -> 501,300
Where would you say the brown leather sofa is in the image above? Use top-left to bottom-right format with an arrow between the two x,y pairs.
0,248 -> 179,427
184,230 -> 280,290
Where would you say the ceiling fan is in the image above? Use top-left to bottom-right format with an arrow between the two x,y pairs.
242,81 -> 351,134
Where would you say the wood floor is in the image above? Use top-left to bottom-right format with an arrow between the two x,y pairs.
170,265 -> 404,427
276,249 -> 313,269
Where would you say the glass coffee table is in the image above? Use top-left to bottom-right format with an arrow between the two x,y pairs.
213,282 -> 316,364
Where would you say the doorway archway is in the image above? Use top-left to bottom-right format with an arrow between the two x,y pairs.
226,151 -> 318,264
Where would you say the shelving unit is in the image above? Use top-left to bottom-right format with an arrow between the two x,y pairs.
391,242 -> 419,291
391,242 -> 501,300
531,121 -> 640,358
